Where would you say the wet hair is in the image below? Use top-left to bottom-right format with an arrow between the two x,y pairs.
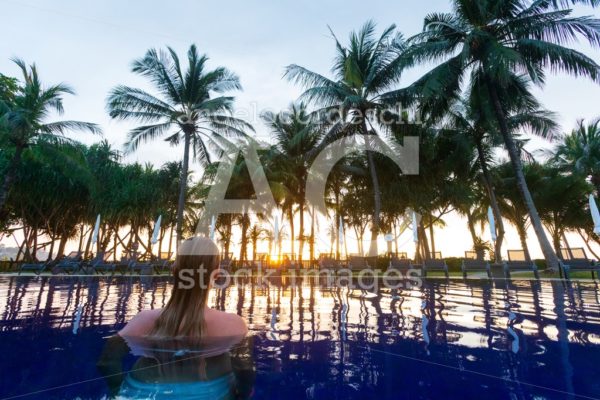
149,237 -> 220,338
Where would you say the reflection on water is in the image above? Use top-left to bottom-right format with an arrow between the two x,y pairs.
0,276 -> 600,399
97,335 -> 255,399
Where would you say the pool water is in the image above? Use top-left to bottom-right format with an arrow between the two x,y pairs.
1,276 -> 600,399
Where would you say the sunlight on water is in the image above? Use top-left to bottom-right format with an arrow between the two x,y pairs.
1,276 -> 600,399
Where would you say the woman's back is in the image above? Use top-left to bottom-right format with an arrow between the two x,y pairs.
119,307 -> 247,339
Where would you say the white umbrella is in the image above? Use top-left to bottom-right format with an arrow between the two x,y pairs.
151,215 -> 162,245
91,214 -> 101,245
209,215 -> 216,241
412,211 -> 418,243
488,206 -> 497,242
589,194 -> 600,235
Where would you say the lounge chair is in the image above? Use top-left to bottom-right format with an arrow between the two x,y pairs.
318,255 -> 340,273
152,252 -> 173,274
347,256 -> 368,272
90,251 -> 117,275
53,251 -> 84,274
129,259 -> 154,275
461,251 -> 491,279
388,255 -> 412,271
504,250 -> 539,280
423,252 -> 449,279
559,247 -> 600,280
19,259 -> 52,275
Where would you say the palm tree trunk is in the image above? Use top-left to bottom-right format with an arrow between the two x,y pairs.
466,210 -> 479,246
577,229 -> 600,259
362,120 -> 381,257
476,138 -> 505,262
288,207 -> 295,260
176,132 -> 191,246
48,234 -> 56,261
366,143 -> 382,257
0,146 -> 23,222
486,81 -> 559,270
428,216 -> 435,256
553,232 -> 562,255
57,235 -> 68,258
298,196 -> 305,261
32,226 -> 38,260
309,206 -> 315,265
168,224 -> 175,258
77,224 -> 84,253
335,191 -> 340,260
418,221 -> 430,261
239,215 -> 249,264
84,225 -> 93,258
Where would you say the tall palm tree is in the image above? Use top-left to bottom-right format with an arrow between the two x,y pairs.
284,21 -> 412,256
107,44 -> 253,244
248,223 -> 268,262
406,0 -> 600,270
262,103 -> 321,260
554,118 -> 600,193
446,87 -> 559,261
0,59 -> 100,221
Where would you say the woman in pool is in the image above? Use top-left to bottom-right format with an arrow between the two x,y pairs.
119,236 -> 247,339
97,237 -> 254,399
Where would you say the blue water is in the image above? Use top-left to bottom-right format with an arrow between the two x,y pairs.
1,276 -> 600,399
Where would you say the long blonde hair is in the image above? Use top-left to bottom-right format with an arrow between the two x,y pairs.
150,237 -> 220,338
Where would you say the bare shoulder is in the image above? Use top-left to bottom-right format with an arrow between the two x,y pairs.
205,309 -> 247,336
119,309 -> 162,337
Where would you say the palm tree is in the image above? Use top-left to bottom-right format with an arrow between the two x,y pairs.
534,163 -> 591,253
284,21 -> 412,256
262,103 -> 321,260
407,0 -> 600,270
0,59 -> 101,221
446,88 -> 559,261
554,118 -> 600,194
495,162 -> 536,260
106,44 -> 253,244
248,223 -> 268,262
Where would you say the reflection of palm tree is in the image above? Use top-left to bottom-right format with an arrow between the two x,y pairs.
551,280 -> 575,395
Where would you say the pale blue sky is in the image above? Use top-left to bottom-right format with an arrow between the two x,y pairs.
1,0 -> 600,257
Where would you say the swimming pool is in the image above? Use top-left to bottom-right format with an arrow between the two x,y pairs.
0,276 -> 599,399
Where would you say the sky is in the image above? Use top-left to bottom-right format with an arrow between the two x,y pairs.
1,0 -> 600,258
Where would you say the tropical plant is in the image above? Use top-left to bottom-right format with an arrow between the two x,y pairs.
284,20 -> 413,256
262,103 -> 321,260
405,0 -> 600,270
534,163 -> 591,252
445,89 -> 559,260
106,44 -> 253,244
554,118 -> 600,193
248,223 -> 268,262
0,59 -> 100,221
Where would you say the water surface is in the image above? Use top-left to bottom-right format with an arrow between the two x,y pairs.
1,276 -> 599,399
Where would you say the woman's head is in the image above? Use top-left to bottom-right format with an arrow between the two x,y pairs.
150,237 -> 220,338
